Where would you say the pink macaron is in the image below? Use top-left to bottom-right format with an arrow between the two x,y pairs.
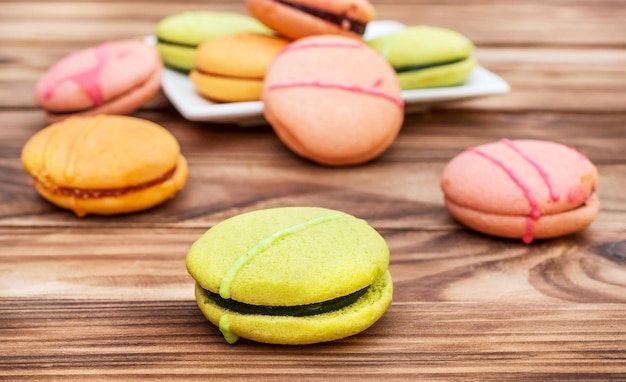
35,39 -> 163,123
262,35 -> 404,166
440,139 -> 599,243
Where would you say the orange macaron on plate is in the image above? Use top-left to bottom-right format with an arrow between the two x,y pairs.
159,20 -> 510,124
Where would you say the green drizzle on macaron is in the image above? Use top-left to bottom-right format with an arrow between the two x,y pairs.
218,213 -> 344,299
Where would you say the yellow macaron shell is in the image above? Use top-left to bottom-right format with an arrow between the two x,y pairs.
189,72 -> 264,103
194,32 -> 290,79
22,115 -> 181,190
21,115 -> 188,216
190,33 -> 290,102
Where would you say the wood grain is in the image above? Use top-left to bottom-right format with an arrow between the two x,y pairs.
1,0 -> 626,380
2,227 -> 626,302
2,210 -> 625,380
2,299 -> 625,381
2,111 -> 624,229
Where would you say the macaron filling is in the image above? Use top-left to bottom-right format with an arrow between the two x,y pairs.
31,166 -> 178,199
194,67 -> 254,80
275,0 -> 367,35
394,57 -> 468,74
156,38 -> 197,49
201,285 -> 370,317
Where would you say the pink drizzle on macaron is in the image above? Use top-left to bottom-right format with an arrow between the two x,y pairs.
43,43 -> 111,106
467,139 -> 569,243
468,147 -> 538,244
269,79 -> 405,109
501,138 -> 560,202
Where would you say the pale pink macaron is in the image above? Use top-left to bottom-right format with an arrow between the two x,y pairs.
441,139 -> 599,244
35,39 -> 163,123
262,35 -> 405,166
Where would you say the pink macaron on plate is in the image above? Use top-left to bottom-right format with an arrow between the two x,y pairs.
160,20 -> 510,125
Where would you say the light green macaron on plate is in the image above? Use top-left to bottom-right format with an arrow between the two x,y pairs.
186,206 -> 393,345
368,25 -> 477,90
155,11 -> 273,72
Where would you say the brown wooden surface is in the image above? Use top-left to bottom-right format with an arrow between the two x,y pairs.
1,0 -> 626,381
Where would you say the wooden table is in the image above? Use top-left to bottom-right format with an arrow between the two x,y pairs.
2,1 -> 625,380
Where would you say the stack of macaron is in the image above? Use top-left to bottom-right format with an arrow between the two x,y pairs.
175,1 -> 478,165
184,0 -> 379,103
33,1 -> 479,121
244,0 -> 404,165
150,0 -> 405,166
246,0 -> 477,90
32,0 -> 482,166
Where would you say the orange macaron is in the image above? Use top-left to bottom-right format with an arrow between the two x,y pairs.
246,0 -> 375,40
21,115 -> 188,217
189,32 -> 290,102
34,39 -> 163,123
440,139 -> 599,243
262,35 -> 404,166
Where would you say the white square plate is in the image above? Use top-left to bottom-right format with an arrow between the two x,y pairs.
160,20 -> 510,125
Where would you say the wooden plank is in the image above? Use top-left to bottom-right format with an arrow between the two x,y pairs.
1,1 -> 626,380
2,226 -> 626,376
0,1 -> 624,46
1,110 -> 624,229
3,110 -> 626,160
1,298 -> 625,381
2,227 -> 625,301
452,48 -> 626,112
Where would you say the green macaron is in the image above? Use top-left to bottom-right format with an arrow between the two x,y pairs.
155,11 -> 273,72
186,206 -> 393,345
368,25 -> 477,90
